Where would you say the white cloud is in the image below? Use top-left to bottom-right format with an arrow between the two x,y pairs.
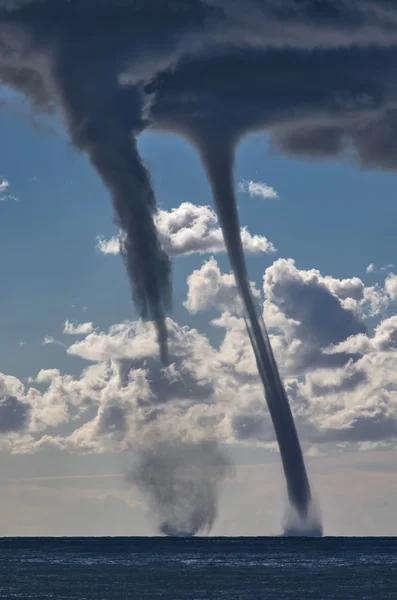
59,311 -> 397,450
0,178 -> 9,193
67,321 -> 160,363
385,273 -> 397,300
97,202 -> 275,257
0,374 -> 30,434
329,315 -> 397,356
63,320 -> 94,336
0,313 -> 260,453
182,256 -> 393,398
261,258 -> 373,373
365,263 -> 395,275
30,369 -> 61,384
381,264 -> 394,272
0,177 -> 17,202
96,235 -> 121,255
1,255 -> 397,455
184,257 -> 260,314
238,179 -> 279,200
43,336 -> 65,348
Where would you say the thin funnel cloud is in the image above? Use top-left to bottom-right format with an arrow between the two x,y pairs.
192,134 -> 315,523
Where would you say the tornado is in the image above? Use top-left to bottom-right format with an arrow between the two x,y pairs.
127,440 -> 231,537
0,3 -> 172,365
51,49 -> 171,365
189,134 -> 318,527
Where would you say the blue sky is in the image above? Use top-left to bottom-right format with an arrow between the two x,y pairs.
2,103 -> 397,536
1,107 -> 395,382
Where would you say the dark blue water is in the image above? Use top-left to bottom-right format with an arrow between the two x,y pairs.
0,537 -> 396,599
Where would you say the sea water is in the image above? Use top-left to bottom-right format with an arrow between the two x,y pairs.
0,537 -> 396,599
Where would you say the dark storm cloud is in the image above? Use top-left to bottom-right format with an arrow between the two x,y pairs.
148,46 -> 397,170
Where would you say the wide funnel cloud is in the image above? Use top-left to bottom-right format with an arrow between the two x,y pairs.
2,0 -> 397,531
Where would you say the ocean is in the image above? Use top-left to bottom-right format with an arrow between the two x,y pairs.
0,537 -> 396,599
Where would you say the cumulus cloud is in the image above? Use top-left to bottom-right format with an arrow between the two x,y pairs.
0,176 -> 17,202
261,259 -> 369,372
0,254 -> 397,453
0,374 -> 30,433
0,312 -> 261,453
156,203 -> 275,256
0,396 -> 30,433
53,311 -> 397,450
327,315 -> 397,357
67,321 -> 160,363
97,202 -> 275,258
385,273 -> 397,300
184,257 -> 260,315
238,179 -> 279,200
96,235 -> 120,256
63,320 -> 94,336
180,256 -> 397,448
298,353 -> 397,445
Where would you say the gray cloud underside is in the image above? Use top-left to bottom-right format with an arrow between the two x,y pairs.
0,1 -> 396,169
0,395 -> 30,433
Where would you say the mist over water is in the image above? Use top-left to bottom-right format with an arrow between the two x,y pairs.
127,441 -> 232,536
283,502 -> 323,537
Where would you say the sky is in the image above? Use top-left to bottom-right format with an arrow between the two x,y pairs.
2,0 -> 397,536
1,103 -> 397,535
